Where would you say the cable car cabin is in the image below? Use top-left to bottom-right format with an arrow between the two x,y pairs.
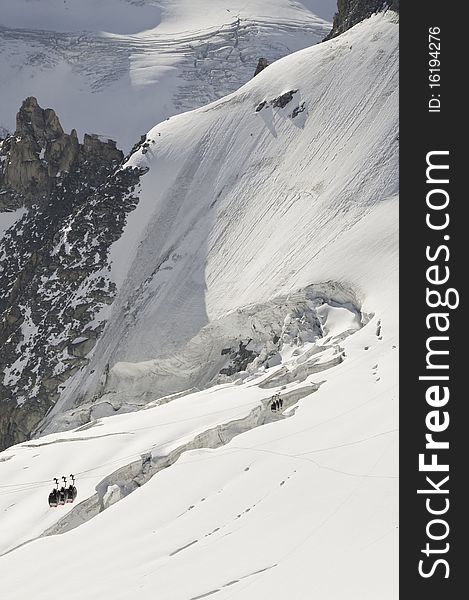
67,475 -> 77,502
66,485 -> 77,503
48,475 -> 77,507
49,478 -> 60,508
58,488 -> 66,505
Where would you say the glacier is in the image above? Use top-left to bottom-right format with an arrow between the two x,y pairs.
0,7 -> 398,600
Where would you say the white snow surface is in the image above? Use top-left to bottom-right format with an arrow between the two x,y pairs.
0,207 -> 27,241
0,302 -> 398,599
0,0 -> 333,151
0,12 -> 399,600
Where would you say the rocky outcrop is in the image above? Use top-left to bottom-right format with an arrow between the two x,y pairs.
0,97 -> 122,208
255,90 -> 307,124
220,341 -> 260,376
0,98 -> 146,450
324,0 -> 399,40
253,57 -> 269,77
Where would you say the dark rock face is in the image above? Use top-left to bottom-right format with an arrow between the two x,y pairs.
219,341 -> 259,376
272,90 -> 298,109
255,90 -> 299,112
0,98 -> 146,450
324,0 -> 399,40
255,90 -> 305,122
253,57 -> 269,77
291,103 -> 306,119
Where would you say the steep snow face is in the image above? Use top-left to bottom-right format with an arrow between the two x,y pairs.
0,0 -> 333,151
47,12 -> 398,419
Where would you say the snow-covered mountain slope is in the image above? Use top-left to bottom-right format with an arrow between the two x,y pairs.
0,7 -> 397,448
0,0 -> 334,151
41,10 -> 398,427
0,10 -> 398,598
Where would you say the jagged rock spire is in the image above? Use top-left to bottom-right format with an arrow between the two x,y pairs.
0,97 -> 122,202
